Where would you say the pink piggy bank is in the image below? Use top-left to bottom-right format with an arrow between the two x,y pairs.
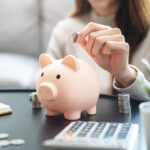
36,54 -> 100,120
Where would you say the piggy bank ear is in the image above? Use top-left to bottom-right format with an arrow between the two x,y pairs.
62,55 -> 79,71
39,54 -> 53,68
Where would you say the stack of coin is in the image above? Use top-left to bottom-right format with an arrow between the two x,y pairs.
118,93 -> 131,113
29,92 -> 41,109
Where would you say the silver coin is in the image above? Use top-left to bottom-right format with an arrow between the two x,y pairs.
32,102 -> 41,109
33,101 -> 41,104
30,92 -> 38,101
70,32 -> 78,43
119,107 -> 131,113
0,133 -> 9,139
32,98 -> 40,103
29,94 -> 32,101
32,97 -> 41,108
0,140 -> 10,147
118,93 -> 131,113
30,92 -> 41,108
10,139 -> 25,145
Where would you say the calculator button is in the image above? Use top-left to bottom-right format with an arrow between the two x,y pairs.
104,123 -> 118,138
117,124 -> 131,139
117,133 -> 127,139
44,121 -> 139,150
90,122 -> 106,138
77,122 -> 95,137
64,132 -> 74,137
91,133 -> 101,138
67,122 -> 84,133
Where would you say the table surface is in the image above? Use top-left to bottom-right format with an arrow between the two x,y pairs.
0,90 -> 147,150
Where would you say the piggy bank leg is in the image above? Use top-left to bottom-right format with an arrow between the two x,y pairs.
64,111 -> 81,120
45,109 -> 57,116
86,105 -> 96,115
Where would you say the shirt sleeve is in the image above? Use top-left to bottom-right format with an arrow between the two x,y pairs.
113,65 -> 150,100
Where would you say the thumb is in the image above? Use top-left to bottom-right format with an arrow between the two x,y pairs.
76,35 -> 87,49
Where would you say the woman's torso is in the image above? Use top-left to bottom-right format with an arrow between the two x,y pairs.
47,10 -> 150,94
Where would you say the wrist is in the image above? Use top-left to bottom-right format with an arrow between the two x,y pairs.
115,66 -> 137,88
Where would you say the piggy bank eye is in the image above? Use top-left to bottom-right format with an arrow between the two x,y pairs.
41,72 -> 44,77
56,74 -> 61,79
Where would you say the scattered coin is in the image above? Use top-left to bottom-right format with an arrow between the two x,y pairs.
118,93 -> 131,114
0,140 -> 10,147
10,139 -> 25,145
70,32 -> 78,43
0,133 -> 9,139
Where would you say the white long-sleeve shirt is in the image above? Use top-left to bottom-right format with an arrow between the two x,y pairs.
47,9 -> 150,100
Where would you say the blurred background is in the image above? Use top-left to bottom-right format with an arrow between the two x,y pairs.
0,0 -> 74,89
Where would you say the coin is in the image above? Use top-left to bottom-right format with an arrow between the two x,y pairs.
0,140 -> 10,147
32,102 -> 41,109
29,94 -> 32,101
70,32 -> 78,43
29,92 -> 38,101
29,92 -> 42,108
118,93 -> 131,113
10,139 -> 25,145
0,133 -> 9,139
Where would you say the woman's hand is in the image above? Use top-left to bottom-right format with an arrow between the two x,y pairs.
76,22 -> 136,87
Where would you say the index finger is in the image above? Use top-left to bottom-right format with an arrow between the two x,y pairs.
78,22 -> 111,39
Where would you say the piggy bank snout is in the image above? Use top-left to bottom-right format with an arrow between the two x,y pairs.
37,82 -> 57,101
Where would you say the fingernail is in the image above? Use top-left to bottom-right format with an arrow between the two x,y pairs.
76,36 -> 85,43
76,36 -> 87,47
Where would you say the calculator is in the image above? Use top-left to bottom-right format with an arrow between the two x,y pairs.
43,121 -> 139,150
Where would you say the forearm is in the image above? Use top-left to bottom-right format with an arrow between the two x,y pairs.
113,65 -> 150,100
115,66 -> 137,88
